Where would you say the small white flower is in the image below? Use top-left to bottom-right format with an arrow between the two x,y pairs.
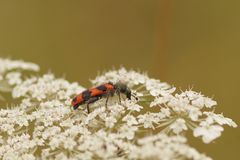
57,90 -> 68,100
192,97 -> 205,108
63,137 -> 77,150
204,97 -> 217,108
108,103 -> 125,116
123,100 -> 143,112
137,113 -> 160,129
188,106 -> 202,121
168,96 -> 189,112
204,112 -> 237,127
150,96 -> 171,107
170,118 -> 188,134
105,116 -> 117,128
160,107 -> 171,118
20,98 -> 32,108
119,125 -> 138,140
122,115 -> 138,126
193,122 -> 224,143
6,72 -> 22,85
49,137 -> 61,150
84,107 -> 105,124
146,79 -> 161,90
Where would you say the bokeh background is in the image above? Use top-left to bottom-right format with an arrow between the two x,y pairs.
0,0 -> 239,159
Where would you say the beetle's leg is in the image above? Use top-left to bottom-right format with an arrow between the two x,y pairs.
105,93 -> 110,109
105,90 -> 114,107
86,96 -> 100,113
116,91 -> 121,103
105,90 -> 114,109
86,103 -> 90,114
118,94 -> 121,103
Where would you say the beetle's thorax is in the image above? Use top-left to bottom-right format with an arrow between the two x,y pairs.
114,82 -> 131,100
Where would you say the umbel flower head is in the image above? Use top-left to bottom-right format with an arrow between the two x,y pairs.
0,58 -> 237,160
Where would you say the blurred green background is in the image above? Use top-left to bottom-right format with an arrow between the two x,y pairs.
0,0 -> 239,159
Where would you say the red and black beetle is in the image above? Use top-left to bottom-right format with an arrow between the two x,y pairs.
72,82 -> 136,113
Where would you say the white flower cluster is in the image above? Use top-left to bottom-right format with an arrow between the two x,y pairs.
149,89 -> 237,143
0,58 -> 39,100
0,60 -> 237,160
0,58 -> 39,82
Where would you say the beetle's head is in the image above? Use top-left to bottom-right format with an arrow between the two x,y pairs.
114,82 -> 131,100
71,95 -> 85,110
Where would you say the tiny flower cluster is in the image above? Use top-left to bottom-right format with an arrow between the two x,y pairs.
0,58 -> 39,100
0,59 -> 237,160
150,89 -> 237,143
0,58 -> 39,82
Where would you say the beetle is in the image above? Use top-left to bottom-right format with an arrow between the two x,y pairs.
71,82 -> 136,113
